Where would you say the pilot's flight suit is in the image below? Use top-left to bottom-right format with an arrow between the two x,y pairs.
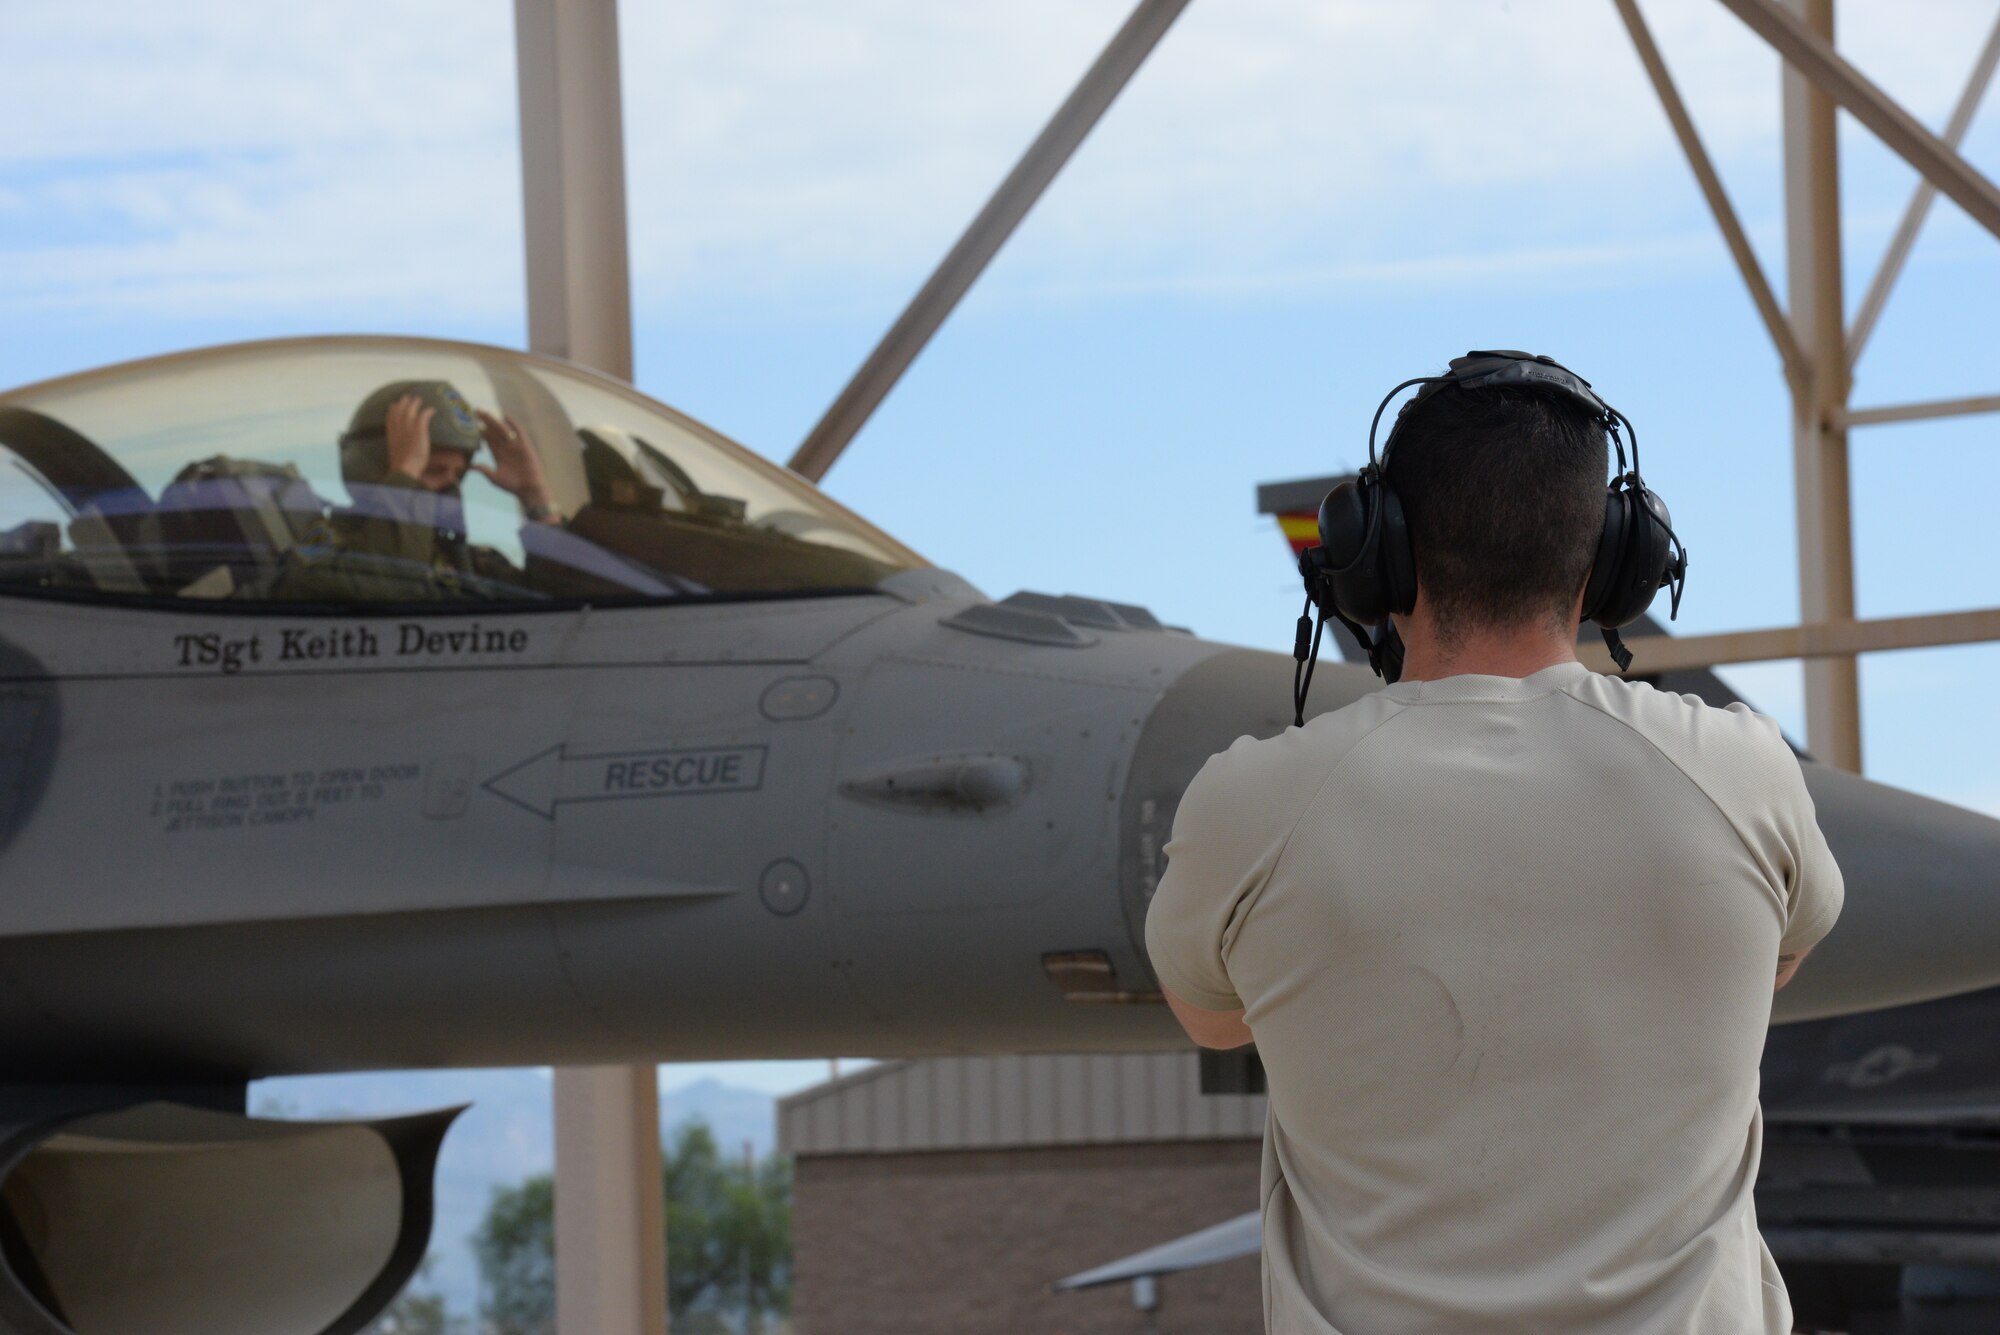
272,470 -> 522,603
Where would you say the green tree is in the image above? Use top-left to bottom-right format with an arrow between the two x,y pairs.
476,1176 -> 556,1335
364,1257 -> 467,1335
474,1118 -> 791,1335
665,1120 -> 792,1331
365,1287 -> 456,1335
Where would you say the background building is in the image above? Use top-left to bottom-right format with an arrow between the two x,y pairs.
779,1051 -> 1264,1335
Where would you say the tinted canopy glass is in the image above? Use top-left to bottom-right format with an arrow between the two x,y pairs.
0,336 -> 920,607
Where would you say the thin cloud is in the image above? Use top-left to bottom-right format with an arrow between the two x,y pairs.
0,0 -> 1991,320
991,228 -> 1745,305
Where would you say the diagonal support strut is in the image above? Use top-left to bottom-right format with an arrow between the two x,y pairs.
788,0 -> 1193,482
1716,0 -> 2000,244
1845,10 -> 2000,371
1614,0 -> 1806,392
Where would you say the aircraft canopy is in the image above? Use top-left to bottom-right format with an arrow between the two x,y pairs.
0,336 -> 922,607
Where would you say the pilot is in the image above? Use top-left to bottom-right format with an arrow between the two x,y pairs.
277,380 -> 558,600
1146,356 -> 1843,1335
342,379 -> 559,539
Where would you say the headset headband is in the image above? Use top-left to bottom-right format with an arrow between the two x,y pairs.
1290,348 -> 1688,718
1368,350 -> 1639,480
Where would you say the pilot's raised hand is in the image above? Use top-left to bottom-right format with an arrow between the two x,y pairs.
473,410 -> 558,524
384,394 -> 436,482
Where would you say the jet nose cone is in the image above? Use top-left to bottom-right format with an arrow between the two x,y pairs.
1775,767 -> 2000,1023
1118,647 -> 1379,964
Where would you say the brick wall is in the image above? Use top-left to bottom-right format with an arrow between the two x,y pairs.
792,1140 -> 1262,1335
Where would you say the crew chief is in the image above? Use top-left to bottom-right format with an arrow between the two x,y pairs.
1146,369 -> 1843,1334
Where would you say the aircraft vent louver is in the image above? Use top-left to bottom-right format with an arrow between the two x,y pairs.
940,603 -> 1098,647
1000,590 -> 1166,630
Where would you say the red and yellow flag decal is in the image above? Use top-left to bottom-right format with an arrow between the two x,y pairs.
1277,512 -> 1319,557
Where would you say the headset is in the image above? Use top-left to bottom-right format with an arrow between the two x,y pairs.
1291,350 -> 1687,725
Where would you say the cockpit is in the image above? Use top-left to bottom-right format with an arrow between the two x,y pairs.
0,336 -> 921,607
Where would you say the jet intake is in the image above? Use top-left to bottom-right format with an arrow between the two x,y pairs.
0,1101 -> 457,1335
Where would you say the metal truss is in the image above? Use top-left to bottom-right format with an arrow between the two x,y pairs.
1609,0 -> 2000,771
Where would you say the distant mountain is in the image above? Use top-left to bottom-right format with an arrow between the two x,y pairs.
668,1076 -> 787,1163
253,1067 -> 784,1323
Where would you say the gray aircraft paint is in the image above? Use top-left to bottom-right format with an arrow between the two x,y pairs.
0,636 -> 58,853
0,574 -> 1218,1075
0,565 -> 1996,1083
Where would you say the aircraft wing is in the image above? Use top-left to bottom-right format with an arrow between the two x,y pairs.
1052,1210 -> 1259,1291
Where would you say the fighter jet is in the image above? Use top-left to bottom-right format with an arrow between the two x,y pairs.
0,336 -> 1995,1334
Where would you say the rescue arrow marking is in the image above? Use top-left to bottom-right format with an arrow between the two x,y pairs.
482,743 -> 768,820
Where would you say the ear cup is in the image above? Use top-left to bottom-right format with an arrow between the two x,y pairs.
1316,478 -> 1385,623
1580,488 -> 1628,625
1376,484 -> 1416,617
1584,483 -> 1674,628
1316,474 -> 1416,624
1316,478 -> 1370,568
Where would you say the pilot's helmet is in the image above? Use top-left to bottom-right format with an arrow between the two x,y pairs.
340,380 -> 485,485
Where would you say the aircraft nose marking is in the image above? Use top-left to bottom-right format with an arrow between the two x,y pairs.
482,743 -> 768,819
1823,1044 -> 1943,1090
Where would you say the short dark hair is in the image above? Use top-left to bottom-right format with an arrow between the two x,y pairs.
1381,381 -> 1608,645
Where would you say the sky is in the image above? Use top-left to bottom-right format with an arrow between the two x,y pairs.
5,0 -> 1999,1107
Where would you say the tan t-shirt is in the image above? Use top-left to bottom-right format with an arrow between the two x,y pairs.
1146,661 -> 1842,1335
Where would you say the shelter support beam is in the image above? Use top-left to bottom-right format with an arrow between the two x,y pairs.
1841,393 -> 2000,428
1579,607 -> 2000,676
1718,0 -> 2000,242
517,0 -> 635,380
1846,12 -> 2000,371
1613,0 -> 1804,390
787,0 -> 1193,482
1780,0 -> 1861,773
553,1067 -> 669,1335
515,2 -> 668,1333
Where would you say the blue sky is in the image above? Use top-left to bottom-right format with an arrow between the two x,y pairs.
6,0 -> 1999,1106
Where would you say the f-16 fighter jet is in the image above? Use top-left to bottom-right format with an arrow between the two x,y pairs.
0,336 -> 1995,1334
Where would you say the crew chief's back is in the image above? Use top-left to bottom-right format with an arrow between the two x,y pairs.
1145,363 -> 1842,1334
